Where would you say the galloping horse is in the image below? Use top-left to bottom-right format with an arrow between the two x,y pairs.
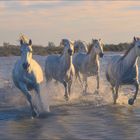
73,39 -> 104,93
12,35 -> 44,117
45,39 -> 75,100
106,37 -> 140,105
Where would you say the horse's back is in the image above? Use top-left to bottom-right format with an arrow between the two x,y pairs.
45,54 -> 60,71
45,54 -> 61,80
45,54 -> 60,65
73,53 -> 87,69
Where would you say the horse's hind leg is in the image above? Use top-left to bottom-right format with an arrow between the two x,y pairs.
128,81 -> 139,105
19,83 -> 37,117
95,74 -> 100,94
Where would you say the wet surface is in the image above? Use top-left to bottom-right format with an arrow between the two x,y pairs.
0,53 -> 140,139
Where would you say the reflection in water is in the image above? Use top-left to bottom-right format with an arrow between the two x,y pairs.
0,54 -> 140,139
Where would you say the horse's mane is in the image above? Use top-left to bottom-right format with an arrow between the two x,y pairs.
20,34 -> 29,44
75,40 -> 87,49
120,43 -> 134,60
87,39 -> 97,54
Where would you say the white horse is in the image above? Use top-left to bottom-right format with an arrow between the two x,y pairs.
74,40 -> 88,53
73,39 -> 104,93
106,37 -> 140,105
45,39 -> 75,100
12,35 -> 44,117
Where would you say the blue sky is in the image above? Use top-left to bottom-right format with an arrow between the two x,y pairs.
0,1 -> 140,46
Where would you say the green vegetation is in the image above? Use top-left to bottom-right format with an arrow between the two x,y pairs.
103,43 -> 130,51
0,42 -> 130,56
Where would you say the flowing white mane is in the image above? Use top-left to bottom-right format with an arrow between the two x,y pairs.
19,34 -> 29,44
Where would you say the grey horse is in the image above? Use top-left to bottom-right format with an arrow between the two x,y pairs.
106,37 -> 140,105
74,40 -> 88,53
12,35 -> 44,117
45,39 -> 75,100
73,39 -> 104,93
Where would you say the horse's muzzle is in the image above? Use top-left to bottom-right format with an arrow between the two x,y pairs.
99,53 -> 104,58
23,63 -> 30,70
68,49 -> 73,56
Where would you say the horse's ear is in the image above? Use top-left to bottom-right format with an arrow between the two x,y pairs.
29,39 -> 32,45
134,36 -> 137,42
92,39 -> 96,44
20,40 -> 23,45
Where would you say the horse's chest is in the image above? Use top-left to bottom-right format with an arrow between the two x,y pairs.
23,72 -> 35,85
121,66 -> 138,84
83,63 -> 98,76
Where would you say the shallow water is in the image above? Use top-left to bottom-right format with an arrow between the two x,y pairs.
0,53 -> 140,140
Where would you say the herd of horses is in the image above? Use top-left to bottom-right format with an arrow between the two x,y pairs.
12,35 -> 140,117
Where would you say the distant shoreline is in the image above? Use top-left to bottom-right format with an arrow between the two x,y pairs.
0,43 -> 130,56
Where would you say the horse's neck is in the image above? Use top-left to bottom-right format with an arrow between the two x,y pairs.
88,50 -> 97,64
123,47 -> 138,68
61,53 -> 72,69
20,56 -> 33,72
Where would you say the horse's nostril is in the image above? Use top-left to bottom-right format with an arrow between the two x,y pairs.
23,63 -> 30,70
99,53 -> 104,58
68,49 -> 73,55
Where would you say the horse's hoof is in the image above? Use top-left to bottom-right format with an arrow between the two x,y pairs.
32,111 -> 37,118
94,90 -> 99,95
128,98 -> 134,105
113,102 -> 116,105
64,95 -> 69,101
113,100 -> 117,104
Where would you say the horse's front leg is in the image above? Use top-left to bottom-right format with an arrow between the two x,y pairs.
113,86 -> 119,104
94,73 -> 99,94
97,74 -> 99,90
19,83 -> 37,117
34,84 -> 44,112
128,81 -> 139,105
63,81 -> 69,101
83,75 -> 88,94
68,80 -> 72,96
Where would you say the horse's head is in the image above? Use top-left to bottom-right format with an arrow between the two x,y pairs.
133,37 -> 140,56
60,39 -> 74,56
74,40 -> 88,53
89,39 -> 104,58
20,39 -> 33,71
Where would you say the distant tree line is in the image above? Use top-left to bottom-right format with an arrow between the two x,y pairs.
0,42 -> 131,56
